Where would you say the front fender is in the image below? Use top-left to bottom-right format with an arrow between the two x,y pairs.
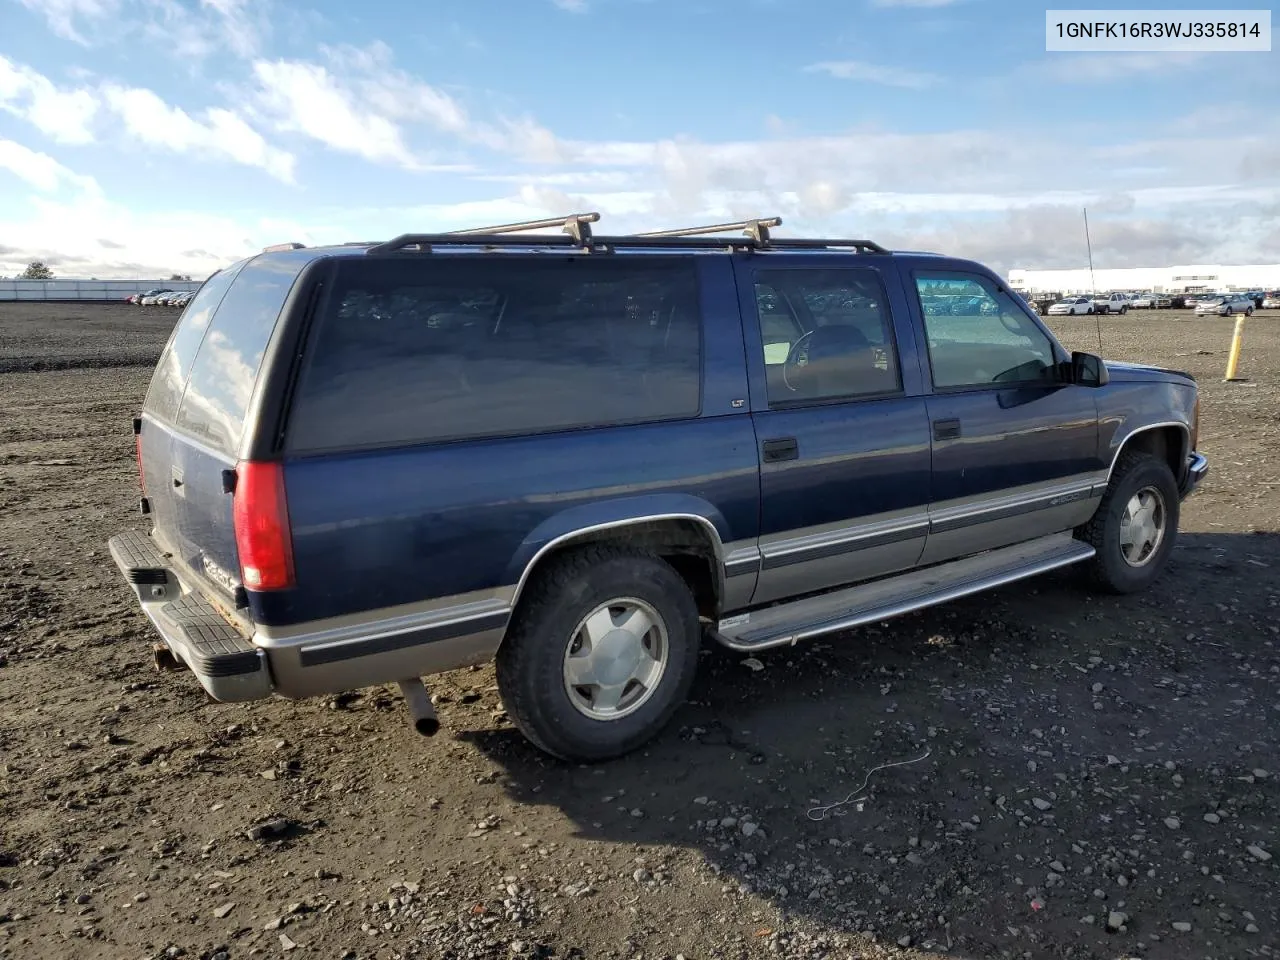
1096,380 -> 1197,480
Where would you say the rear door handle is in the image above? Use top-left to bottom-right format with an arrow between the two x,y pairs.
932,418 -> 961,441
762,437 -> 799,463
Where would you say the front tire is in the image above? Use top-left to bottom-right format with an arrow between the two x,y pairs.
1078,451 -> 1180,594
495,545 -> 701,762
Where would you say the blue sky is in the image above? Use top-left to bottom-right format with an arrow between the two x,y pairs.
1,0 -> 1277,278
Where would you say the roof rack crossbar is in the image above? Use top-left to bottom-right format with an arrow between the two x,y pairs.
635,217 -> 782,244
443,211 -> 599,242
367,212 -> 600,255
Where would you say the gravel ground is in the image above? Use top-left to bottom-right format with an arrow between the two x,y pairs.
1,302 -> 1278,960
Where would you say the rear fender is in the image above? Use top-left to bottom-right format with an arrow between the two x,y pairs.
503,494 -> 734,614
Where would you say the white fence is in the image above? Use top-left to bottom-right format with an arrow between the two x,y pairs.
0,279 -> 204,302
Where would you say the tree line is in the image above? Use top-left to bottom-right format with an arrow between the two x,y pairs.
8,261 -> 191,281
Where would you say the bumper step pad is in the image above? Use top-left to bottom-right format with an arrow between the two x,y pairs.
108,529 -> 172,587
108,531 -> 272,702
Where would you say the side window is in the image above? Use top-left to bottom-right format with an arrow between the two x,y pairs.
285,257 -> 703,452
175,253 -> 311,456
142,260 -> 247,422
913,272 -> 1059,389
751,268 -> 901,406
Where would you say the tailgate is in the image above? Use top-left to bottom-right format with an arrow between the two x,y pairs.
135,251 -> 311,609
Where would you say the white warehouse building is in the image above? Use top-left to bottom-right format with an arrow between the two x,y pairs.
1007,263 -> 1280,295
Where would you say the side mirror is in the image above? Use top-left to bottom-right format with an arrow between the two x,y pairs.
1071,351 -> 1109,387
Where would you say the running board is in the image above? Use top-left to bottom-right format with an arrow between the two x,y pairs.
714,532 -> 1095,652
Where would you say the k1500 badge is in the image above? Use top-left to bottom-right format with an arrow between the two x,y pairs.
201,555 -> 239,592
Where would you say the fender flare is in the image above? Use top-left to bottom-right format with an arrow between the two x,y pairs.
502,494 -> 732,615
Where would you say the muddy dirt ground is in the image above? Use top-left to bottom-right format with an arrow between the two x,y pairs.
1,301 -> 1278,960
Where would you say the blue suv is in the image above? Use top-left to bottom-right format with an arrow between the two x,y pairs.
109,214 -> 1208,761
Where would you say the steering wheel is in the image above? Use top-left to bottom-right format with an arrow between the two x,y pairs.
782,330 -> 816,392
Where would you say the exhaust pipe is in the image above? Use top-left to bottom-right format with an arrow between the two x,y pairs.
397,678 -> 440,737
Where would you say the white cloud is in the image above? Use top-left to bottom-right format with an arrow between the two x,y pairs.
805,60 -> 940,89
248,45 -> 500,169
14,0 -> 119,44
1040,52 -> 1204,83
0,55 -> 98,144
0,139 -> 99,194
101,84 -> 295,181
250,59 -> 415,168
14,0 -> 266,61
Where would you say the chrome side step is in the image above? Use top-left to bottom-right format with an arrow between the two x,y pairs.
714,532 -> 1095,652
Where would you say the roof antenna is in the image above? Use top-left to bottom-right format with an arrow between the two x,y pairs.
1084,206 -> 1102,354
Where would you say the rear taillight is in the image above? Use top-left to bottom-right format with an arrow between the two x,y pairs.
232,461 -> 295,591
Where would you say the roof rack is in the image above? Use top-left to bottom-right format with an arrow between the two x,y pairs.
635,217 -> 782,245
363,211 -> 889,256
367,212 -> 600,255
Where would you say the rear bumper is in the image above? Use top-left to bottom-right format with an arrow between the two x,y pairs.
108,531 -> 271,702
1180,452 -> 1208,499
107,529 -> 503,702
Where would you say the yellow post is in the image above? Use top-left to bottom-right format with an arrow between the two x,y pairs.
1223,315 -> 1247,381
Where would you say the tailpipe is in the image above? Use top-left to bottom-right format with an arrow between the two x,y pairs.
397,678 -> 440,737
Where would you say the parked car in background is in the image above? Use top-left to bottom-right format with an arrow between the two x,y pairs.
1195,294 -> 1255,317
1130,293 -> 1157,309
140,290 -> 173,305
1092,292 -> 1130,315
129,288 -> 168,304
106,214 -> 1208,761
1261,291 -> 1280,309
1047,296 -> 1095,316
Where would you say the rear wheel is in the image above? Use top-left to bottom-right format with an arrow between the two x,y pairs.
496,545 -> 701,762
1078,451 -> 1179,594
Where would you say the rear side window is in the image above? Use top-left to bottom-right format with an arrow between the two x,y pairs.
174,254 -> 309,456
286,256 -> 703,452
143,260 -> 246,421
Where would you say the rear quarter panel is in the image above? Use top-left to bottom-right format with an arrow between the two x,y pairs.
250,255 -> 762,628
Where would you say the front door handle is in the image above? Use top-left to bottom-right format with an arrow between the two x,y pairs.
762,437 -> 799,463
932,418 -> 961,441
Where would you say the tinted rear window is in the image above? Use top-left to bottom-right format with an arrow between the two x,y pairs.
285,256 -> 703,452
173,253 -> 310,456
143,260 -> 246,421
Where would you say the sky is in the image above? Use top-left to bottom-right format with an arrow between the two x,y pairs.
0,0 -> 1277,280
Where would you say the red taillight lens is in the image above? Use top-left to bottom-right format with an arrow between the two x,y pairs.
232,461 -> 295,591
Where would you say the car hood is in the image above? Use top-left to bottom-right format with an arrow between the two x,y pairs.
1104,360 -> 1195,385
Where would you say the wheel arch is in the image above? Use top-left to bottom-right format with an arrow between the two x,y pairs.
501,498 -> 733,639
1106,422 -> 1189,487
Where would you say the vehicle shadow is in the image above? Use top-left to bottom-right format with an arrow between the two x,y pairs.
458,531 -> 1280,956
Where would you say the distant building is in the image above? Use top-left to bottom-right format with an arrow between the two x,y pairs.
1007,264 -> 1280,295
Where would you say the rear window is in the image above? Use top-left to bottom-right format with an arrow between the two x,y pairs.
285,256 -> 703,453
173,253 -> 311,456
143,260 -> 246,421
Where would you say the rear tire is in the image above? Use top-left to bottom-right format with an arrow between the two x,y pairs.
495,545 -> 701,762
1078,451 -> 1180,594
